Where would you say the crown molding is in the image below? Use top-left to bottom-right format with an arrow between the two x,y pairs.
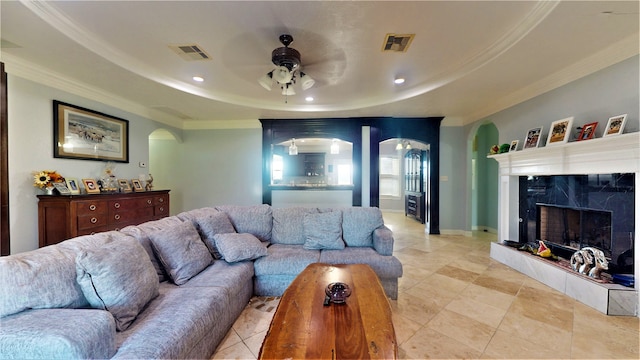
1,53 -> 183,128
463,34 -> 639,125
182,119 -> 261,130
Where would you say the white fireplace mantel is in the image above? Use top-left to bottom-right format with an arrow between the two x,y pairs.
488,132 -> 639,176
488,132 -> 639,316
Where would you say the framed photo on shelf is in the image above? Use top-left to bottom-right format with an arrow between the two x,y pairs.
82,178 -> 101,194
118,179 -> 132,192
603,114 -> 627,137
53,100 -> 129,163
131,179 -> 144,192
65,178 -> 81,194
509,140 -> 519,152
523,127 -> 543,149
52,182 -> 71,195
546,117 -> 574,146
577,122 -> 598,141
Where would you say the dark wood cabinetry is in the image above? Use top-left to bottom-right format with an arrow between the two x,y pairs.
405,149 -> 426,224
37,190 -> 170,247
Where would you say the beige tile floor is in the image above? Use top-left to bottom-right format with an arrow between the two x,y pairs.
212,212 -> 639,359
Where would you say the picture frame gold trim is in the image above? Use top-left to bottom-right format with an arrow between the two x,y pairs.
118,179 -> 132,192
82,178 -> 100,194
53,100 -> 129,162
131,179 -> 145,192
65,178 -> 81,194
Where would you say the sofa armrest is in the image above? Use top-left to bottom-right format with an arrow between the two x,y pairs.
372,226 -> 394,256
0,309 -> 116,359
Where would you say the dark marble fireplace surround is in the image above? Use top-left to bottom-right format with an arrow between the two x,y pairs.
520,174 -> 635,274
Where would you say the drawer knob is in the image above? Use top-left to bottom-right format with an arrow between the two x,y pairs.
158,198 -> 164,203
147,199 -> 152,205
114,214 -> 121,220
114,203 -> 121,209
89,204 -> 97,211
159,207 -> 165,212
90,217 -> 98,224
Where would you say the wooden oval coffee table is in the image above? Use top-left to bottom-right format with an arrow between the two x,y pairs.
258,263 -> 397,359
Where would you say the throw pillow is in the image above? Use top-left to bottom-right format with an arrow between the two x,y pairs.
213,233 -> 268,263
303,211 -> 345,250
215,204 -> 273,242
342,207 -> 384,247
272,207 -> 318,245
147,221 -> 213,285
178,209 -> 237,259
75,236 -> 159,331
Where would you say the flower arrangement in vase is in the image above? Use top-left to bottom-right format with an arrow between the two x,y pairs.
33,170 -> 64,194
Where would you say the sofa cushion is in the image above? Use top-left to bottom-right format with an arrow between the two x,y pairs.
76,236 -> 159,331
215,204 -> 272,242
112,287 -> 235,359
147,221 -> 213,285
119,226 -> 168,282
0,309 -> 117,359
0,231 -> 127,318
253,244 -> 320,276
213,233 -> 268,263
342,207 -> 384,247
318,247 -> 403,278
303,211 -> 345,250
177,208 -> 236,259
272,207 -> 318,245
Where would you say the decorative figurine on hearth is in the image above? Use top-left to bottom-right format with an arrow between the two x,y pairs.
570,247 -> 608,279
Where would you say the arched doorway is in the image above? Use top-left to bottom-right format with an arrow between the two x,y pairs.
470,122 -> 499,233
149,128 -> 181,215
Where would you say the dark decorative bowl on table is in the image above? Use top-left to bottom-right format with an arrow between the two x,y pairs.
325,282 -> 351,304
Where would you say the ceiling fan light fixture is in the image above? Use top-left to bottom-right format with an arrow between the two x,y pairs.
300,72 -> 315,90
259,71 -> 273,90
273,66 -> 293,84
282,84 -> 296,96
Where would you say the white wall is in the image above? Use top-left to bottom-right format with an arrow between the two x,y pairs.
7,75 -> 176,253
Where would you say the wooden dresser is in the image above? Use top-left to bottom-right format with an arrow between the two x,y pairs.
37,190 -> 170,247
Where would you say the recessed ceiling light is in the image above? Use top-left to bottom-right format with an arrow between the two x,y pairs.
192,76 -> 204,82
305,96 -> 314,102
394,77 -> 405,84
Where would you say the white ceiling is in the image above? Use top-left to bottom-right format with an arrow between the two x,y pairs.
1,1 -> 638,129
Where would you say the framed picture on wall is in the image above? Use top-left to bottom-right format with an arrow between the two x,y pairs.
577,122 -> 598,141
53,100 -> 129,163
546,117 -> 574,146
523,127 -> 543,149
82,178 -> 100,194
509,140 -> 519,152
65,178 -> 81,194
603,114 -> 627,137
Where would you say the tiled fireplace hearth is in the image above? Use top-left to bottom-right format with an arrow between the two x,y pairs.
489,133 -> 639,316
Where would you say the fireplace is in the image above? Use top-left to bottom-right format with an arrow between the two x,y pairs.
488,133 -> 638,316
537,203 -> 613,256
520,173 -> 635,274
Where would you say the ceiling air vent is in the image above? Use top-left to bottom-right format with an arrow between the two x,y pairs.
382,34 -> 415,53
169,44 -> 211,61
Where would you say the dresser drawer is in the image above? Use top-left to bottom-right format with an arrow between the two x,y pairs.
153,195 -> 168,206
109,207 -> 154,224
76,200 -> 108,214
77,214 -> 108,230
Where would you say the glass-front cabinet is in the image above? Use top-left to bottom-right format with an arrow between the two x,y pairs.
405,149 -> 426,223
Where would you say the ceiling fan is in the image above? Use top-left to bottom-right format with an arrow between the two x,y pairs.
258,34 -> 315,98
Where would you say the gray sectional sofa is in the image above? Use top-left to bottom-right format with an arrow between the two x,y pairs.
0,205 -> 402,359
